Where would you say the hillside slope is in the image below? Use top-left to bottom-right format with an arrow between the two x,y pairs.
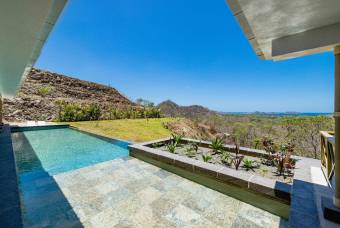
3,68 -> 135,122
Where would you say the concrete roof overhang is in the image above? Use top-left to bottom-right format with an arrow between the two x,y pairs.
225,0 -> 340,61
0,0 -> 67,98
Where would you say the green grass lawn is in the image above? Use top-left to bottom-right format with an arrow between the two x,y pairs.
69,118 -> 177,142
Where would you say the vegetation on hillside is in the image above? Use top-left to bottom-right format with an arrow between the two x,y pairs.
56,102 -> 101,121
158,100 -> 334,159
192,115 -> 333,159
56,100 -> 161,122
37,86 -> 52,96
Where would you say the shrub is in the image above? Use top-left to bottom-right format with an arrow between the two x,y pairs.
232,155 -> 244,170
38,86 -> 52,96
83,104 -> 101,121
274,142 -> 296,176
253,138 -> 261,149
109,107 -> 161,120
232,141 -> 244,170
262,137 -> 276,166
56,102 -> 101,122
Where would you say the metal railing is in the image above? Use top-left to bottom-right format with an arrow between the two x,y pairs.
320,131 -> 335,188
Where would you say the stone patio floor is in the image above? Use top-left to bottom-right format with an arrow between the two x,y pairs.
19,157 -> 288,227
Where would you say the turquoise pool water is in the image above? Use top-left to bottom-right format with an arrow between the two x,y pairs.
11,128 -> 129,176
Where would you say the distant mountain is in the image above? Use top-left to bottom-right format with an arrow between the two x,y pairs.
158,100 -> 218,118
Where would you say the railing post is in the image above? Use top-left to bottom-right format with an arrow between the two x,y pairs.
334,45 -> 340,207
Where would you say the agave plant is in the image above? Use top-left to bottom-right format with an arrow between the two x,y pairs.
171,133 -> 183,145
202,153 -> 212,163
190,142 -> 199,152
242,159 -> 258,171
185,148 -> 196,157
221,151 -> 232,166
152,142 -> 164,148
166,141 -> 177,153
260,167 -> 269,177
185,143 -> 199,157
211,137 -> 224,154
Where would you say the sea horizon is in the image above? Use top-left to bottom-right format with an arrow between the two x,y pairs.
219,111 -> 332,117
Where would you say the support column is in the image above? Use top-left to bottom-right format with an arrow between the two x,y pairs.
334,45 -> 340,207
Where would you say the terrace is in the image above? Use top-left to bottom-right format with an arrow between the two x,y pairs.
0,0 -> 340,227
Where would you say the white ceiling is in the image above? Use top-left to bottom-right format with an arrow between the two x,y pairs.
226,0 -> 340,60
0,0 -> 67,98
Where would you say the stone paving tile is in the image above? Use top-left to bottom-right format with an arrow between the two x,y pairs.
182,195 -> 213,213
19,157 -> 287,227
164,204 -> 201,225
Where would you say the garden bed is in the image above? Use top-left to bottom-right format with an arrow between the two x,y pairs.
151,138 -> 294,184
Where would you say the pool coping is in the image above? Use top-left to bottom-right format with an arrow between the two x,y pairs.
129,137 -> 292,204
10,124 -> 70,132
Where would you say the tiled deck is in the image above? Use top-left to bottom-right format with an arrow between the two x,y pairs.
20,157 -> 288,227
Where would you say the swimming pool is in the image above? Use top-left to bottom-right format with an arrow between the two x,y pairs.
11,127 -> 129,176
9,127 -> 288,227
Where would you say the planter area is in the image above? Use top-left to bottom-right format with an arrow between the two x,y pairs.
153,139 -> 295,184
129,137 -> 299,206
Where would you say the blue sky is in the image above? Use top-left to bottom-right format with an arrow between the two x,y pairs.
36,0 -> 334,112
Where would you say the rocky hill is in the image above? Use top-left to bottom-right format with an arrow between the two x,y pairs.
3,68 -> 135,122
157,100 -> 218,118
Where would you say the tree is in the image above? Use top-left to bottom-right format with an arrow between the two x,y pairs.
302,116 -> 334,159
136,98 -> 154,107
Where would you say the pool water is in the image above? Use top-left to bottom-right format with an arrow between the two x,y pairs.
11,128 -> 129,176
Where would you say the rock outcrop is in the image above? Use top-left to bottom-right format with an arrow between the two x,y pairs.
3,68 -> 135,122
